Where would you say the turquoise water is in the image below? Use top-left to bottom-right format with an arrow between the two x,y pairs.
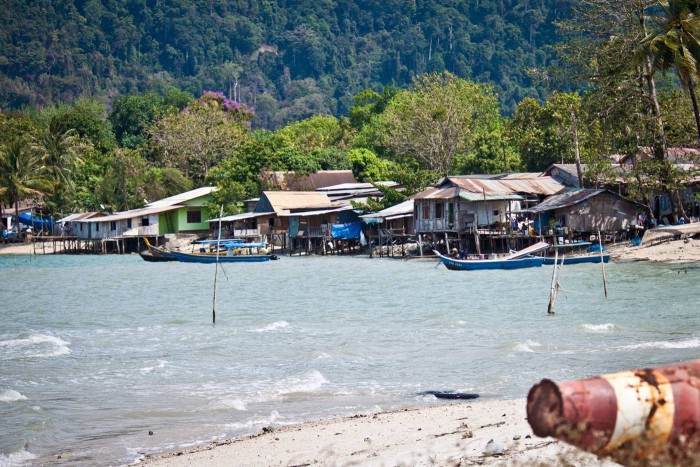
0,254 -> 699,465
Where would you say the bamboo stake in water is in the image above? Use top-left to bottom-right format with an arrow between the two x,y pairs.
598,230 -> 608,298
212,205 -> 224,324
547,248 -> 558,315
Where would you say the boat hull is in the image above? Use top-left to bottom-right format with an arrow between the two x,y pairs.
169,250 -> 273,263
435,253 -> 544,270
139,250 -> 176,262
543,254 -> 610,265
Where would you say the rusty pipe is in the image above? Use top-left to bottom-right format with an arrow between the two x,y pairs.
527,360 -> 700,465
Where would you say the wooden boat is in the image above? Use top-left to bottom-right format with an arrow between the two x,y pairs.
142,237 -> 176,260
542,242 -> 610,265
433,241 -> 549,271
167,249 -> 275,263
138,250 -> 176,262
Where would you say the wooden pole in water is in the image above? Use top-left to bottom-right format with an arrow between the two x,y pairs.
598,230 -> 608,298
212,205 -> 224,324
547,248 -> 559,315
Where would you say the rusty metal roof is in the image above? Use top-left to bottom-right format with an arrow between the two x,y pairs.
445,176 -> 564,196
261,191 -> 334,215
411,187 -> 459,200
272,170 -> 356,190
527,189 -> 606,213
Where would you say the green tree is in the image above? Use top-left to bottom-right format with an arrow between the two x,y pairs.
31,112 -> 87,215
381,73 -> 501,175
0,138 -> 52,227
97,148 -> 148,212
642,0 -> 700,140
149,91 -> 252,183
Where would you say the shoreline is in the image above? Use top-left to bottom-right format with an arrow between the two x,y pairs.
2,237 -> 700,263
139,398 -> 615,466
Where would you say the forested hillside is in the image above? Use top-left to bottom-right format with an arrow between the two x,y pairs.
0,0 -> 571,127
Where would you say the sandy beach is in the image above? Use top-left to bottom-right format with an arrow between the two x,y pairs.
140,398 -> 617,467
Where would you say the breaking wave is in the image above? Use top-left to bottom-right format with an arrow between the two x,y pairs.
0,389 -> 27,403
0,333 -> 70,360
249,321 -> 289,333
581,323 -> 616,332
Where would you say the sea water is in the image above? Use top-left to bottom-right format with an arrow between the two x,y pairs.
0,254 -> 699,465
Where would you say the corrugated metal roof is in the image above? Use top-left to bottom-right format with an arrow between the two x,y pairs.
278,205 -> 354,217
262,191 -> 334,215
361,200 -> 414,219
84,204 -> 182,222
527,189 -> 606,213
273,170 -> 356,190
210,211 -> 275,222
146,186 -> 216,208
447,176 -> 563,196
58,212 -> 104,222
411,187 -> 459,200
458,192 -> 524,201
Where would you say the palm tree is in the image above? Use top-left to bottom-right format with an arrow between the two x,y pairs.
0,139 -> 52,232
31,114 -> 85,216
32,115 -> 82,187
643,0 -> 700,140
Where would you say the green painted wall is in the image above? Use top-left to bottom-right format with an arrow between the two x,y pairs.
158,194 -> 212,234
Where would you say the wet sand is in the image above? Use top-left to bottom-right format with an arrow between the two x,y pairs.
139,398 -> 617,466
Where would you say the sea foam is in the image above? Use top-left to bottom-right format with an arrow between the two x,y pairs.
513,340 -> 541,353
249,321 -> 289,333
0,448 -> 36,465
620,338 -> 700,350
0,389 -> 27,403
0,333 -> 70,360
581,323 -> 616,332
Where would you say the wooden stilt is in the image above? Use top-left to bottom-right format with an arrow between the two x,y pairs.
547,249 -> 559,315
598,230 -> 608,298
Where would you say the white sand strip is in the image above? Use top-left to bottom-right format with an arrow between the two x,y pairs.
141,398 -> 616,466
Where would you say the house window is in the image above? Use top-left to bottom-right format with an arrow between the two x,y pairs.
96,223 -> 100,231
110,221 -> 116,231
187,210 -> 201,224
422,204 -> 430,219
127,219 -> 132,229
80,224 -> 83,232
493,210 -> 499,217
435,203 -> 444,219
141,217 -> 150,227
268,218 -> 275,227
659,195 -> 670,212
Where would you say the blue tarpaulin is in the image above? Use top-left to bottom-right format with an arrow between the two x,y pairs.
331,222 -> 362,239
17,213 -> 54,230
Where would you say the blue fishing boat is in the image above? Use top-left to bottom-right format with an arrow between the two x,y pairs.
542,242 -> 610,265
434,241 -> 549,271
168,249 -> 275,263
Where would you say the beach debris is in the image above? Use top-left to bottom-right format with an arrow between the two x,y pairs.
148,430 -> 153,436
513,435 -> 521,440
527,359 -> 700,465
483,439 -> 504,456
417,390 -> 479,400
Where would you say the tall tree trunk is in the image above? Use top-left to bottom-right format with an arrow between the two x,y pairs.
638,8 -> 687,221
687,77 -> 700,142
571,109 -> 584,188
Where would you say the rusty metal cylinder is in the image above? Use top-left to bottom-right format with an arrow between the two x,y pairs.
527,360 -> 700,464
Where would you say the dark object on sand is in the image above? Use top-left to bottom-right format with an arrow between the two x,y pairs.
419,390 -> 480,400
